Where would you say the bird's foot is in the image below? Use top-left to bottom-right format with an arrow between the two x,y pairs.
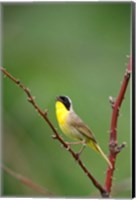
65,142 -> 71,150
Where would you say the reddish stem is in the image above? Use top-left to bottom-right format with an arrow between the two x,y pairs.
104,56 -> 132,193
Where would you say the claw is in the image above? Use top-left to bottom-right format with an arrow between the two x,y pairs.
66,144 -> 71,150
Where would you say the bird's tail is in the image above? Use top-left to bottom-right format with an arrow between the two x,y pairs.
87,140 -> 112,169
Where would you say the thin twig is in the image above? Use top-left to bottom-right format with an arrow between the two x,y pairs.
0,66 -> 107,197
2,165 -> 52,196
104,56 -> 132,194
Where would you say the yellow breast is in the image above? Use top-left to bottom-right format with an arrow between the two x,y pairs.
56,101 -> 69,127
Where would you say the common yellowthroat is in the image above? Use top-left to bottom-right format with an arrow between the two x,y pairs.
55,96 -> 112,169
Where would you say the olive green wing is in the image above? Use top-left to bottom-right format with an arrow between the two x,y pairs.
68,112 -> 112,168
69,112 -> 97,143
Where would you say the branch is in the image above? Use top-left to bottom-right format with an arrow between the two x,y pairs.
0,66 -> 107,197
104,56 -> 132,194
91,177 -> 131,197
2,165 -> 52,196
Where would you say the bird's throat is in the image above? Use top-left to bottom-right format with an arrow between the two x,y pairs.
56,101 -> 69,126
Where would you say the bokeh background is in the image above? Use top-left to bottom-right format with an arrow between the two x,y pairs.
2,2 -> 131,198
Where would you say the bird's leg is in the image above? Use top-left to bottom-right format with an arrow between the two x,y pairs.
65,141 -> 84,150
75,141 -> 86,160
65,141 -> 84,145
65,141 -> 86,156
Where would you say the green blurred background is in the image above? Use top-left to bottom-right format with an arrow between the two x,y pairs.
2,2 -> 131,198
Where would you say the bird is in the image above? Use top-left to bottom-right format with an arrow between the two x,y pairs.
55,95 -> 112,169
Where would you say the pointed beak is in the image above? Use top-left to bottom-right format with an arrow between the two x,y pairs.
56,96 -> 60,101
